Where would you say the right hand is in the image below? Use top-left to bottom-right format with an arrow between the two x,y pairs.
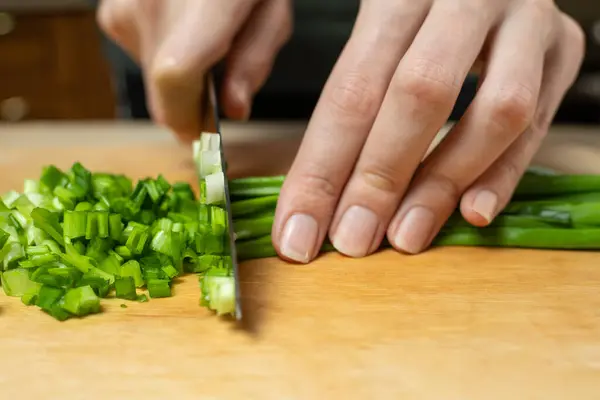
97,0 -> 292,141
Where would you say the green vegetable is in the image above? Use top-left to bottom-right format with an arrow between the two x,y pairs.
114,276 -> 137,300
147,279 -> 171,298
61,285 -> 101,316
230,195 -> 278,218
1,268 -> 41,297
227,168 -> 600,262
199,267 -> 235,316
514,174 -> 600,198
0,161 -> 233,320
229,176 -> 285,198
434,227 -> 600,249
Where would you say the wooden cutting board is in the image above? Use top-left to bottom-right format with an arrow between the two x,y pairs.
1,122 -> 600,399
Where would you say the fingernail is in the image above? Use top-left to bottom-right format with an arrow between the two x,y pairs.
280,214 -> 319,263
472,190 -> 498,223
393,206 -> 436,254
332,206 -> 379,258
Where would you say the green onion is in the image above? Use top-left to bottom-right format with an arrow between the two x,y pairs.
35,285 -> 64,312
108,214 -> 123,241
114,276 -> 137,300
120,260 -> 144,287
228,176 -> 285,198
136,294 -> 149,303
61,285 -> 100,316
161,264 -> 179,279
30,208 -> 63,243
1,268 -> 41,297
199,270 -> 234,316
147,279 -> 171,298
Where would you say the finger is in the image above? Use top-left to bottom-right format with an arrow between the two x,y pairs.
329,0 -> 496,258
145,0 -> 257,142
460,12 -> 586,223
271,1 -> 430,263
97,0 -> 141,61
388,1 -> 556,254
221,0 -> 293,121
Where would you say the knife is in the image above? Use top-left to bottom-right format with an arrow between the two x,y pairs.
201,72 -> 242,320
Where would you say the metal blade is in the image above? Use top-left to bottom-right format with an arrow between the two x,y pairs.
201,73 -> 242,320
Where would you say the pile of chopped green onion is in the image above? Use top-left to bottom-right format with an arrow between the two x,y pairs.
0,133 -> 235,320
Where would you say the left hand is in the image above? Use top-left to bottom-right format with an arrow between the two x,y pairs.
272,0 -> 585,262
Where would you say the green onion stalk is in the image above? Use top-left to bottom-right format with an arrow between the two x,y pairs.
229,170 -> 600,260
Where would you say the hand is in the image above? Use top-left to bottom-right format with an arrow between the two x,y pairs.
273,0 -> 585,262
97,0 -> 292,141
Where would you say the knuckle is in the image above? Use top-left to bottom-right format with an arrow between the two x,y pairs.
294,170 -> 339,205
562,14 -> 586,62
241,49 -> 274,79
280,18 -> 293,44
497,158 -> 523,189
358,164 -> 403,194
487,84 -> 536,133
329,72 -> 381,118
279,4 -> 294,43
393,58 -> 458,106
523,0 -> 556,19
419,170 -> 463,202
149,61 -> 187,91
96,0 -> 128,39
427,172 -> 463,201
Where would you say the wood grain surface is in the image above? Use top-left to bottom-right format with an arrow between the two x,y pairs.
1,121 -> 600,399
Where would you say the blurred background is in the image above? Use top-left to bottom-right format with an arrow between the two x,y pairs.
0,0 -> 599,124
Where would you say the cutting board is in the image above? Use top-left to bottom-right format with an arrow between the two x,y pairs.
1,122 -> 600,399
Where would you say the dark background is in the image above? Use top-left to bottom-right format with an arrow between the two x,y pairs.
98,0 -> 600,124
0,0 -> 598,124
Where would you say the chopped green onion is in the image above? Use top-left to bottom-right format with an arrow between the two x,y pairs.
1,268 -> 41,296
203,172 -> 226,205
114,245 -> 132,260
35,285 -> 64,312
136,294 -> 149,303
60,242 -> 94,273
1,242 -> 25,270
161,264 -> 179,279
40,165 -> 67,191
75,202 -> 93,212
147,279 -> 171,298
77,275 -> 111,298
83,266 -> 115,287
61,285 -> 101,316
199,272 -> 235,316
30,208 -> 63,243
114,276 -> 137,300
98,250 -> 122,276
64,211 -> 87,239
120,260 -> 144,287
0,161 -> 240,321
49,303 -> 71,321
108,214 -> 123,240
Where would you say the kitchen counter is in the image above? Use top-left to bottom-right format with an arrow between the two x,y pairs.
1,121 -> 600,399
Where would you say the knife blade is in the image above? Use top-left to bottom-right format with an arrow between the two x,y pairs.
201,73 -> 242,320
